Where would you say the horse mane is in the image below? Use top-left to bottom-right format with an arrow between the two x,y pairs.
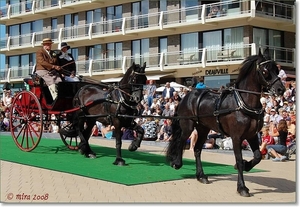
235,54 -> 259,85
119,63 -> 134,86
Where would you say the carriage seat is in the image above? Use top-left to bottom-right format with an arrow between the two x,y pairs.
23,74 -> 53,104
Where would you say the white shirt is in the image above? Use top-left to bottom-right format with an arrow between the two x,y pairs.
59,52 -> 73,61
165,88 -> 171,98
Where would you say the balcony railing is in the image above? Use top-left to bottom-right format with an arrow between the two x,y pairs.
255,0 -> 294,19
0,0 -> 295,50
0,43 -> 295,82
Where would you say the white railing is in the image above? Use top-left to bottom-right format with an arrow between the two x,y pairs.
1,43 -> 295,82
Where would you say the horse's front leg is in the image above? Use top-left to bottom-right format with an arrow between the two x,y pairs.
232,136 -> 250,197
113,128 -> 126,166
128,122 -> 144,152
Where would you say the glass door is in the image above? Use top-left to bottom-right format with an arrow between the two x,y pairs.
203,30 -> 222,61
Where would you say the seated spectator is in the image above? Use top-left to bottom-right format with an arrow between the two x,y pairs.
162,103 -> 174,117
150,98 -> 160,112
2,89 -> 12,112
142,104 -> 151,116
167,98 -> 176,111
207,5 -> 220,18
266,120 -> 288,162
121,127 -> 136,140
101,124 -> 115,139
286,117 -> 296,146
259,126 -> 275,159
269,121 -> 279,144
286,100 -> 295,112
178,87 -> 185,99
203,137 -> 215,149
181,88 -> 189,98
91,125 -> 99,136
95,121 -> 102,135
142,117 -> 158,140
157,119 -> 173,142
50,121 -> 59,133
152,105 -> 163,116
172,91 -> 181,102
0,111 -> 8,131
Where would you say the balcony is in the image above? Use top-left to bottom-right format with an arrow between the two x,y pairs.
0,43 -> 295,83
0,0 -> 137,26
0,0 -> 295,56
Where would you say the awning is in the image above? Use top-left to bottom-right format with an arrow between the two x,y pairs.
101,73 -> 173,83
101,77 -> 122,83
147,73 -> 173,80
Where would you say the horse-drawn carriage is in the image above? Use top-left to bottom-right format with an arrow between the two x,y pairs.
8,49 -> 286,197
9,62 -> 147,157
9,74 -> 88,152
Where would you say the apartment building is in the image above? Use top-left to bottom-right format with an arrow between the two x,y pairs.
0,0 -> 296,93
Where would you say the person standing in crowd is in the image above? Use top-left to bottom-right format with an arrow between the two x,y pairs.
277,64 -> 287,86
35,38 -> 62,100
57,42 -> 79,82
195,77 -> 206,89
146,80 -> 156,107
162,82 -> 175,99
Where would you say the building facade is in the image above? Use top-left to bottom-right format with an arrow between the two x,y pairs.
0,0 -> 296,92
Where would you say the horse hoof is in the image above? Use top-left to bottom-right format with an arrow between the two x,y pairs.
113,158 -> 126,166
88,154 -> 96,159
238,190 -> 251,197
128,144 -> 138,152
198,178 -> 210,184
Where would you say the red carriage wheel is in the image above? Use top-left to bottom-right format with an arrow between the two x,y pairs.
59,123 -> 80,150
10,91 -> 43,152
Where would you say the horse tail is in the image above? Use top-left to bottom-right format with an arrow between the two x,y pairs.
166,117 -> 184,163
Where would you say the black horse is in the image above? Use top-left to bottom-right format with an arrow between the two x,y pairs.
71,62 -> 147,165
166,49 -> 285,197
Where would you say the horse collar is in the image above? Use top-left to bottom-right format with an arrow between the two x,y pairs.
117,90 -> 138,110
233,89 -> 264,117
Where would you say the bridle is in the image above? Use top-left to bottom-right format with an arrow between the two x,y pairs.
117,70 -> 146,108
256,59 -> 281,91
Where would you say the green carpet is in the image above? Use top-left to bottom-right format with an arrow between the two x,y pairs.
0,135 -> 266,186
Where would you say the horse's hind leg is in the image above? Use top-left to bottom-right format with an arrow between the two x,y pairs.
194,126 -> 210,184
78,118 -> 96,158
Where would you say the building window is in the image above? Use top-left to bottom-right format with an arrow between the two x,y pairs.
181,0 -> 199,22
181,32 -> 199,61
64,13 -> 78,39
224,27 -> 244,58
106,5 -> 122,32
132,39 -> 149,66
160,37 -> 168,65
253,27 -> 283,61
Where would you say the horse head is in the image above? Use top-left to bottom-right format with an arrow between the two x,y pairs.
256,48 -> 285,96
120,62 -> 147,104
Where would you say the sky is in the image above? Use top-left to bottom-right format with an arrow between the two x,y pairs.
0,1 -> 5,69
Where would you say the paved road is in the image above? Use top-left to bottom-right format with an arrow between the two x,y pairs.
0,132 -> 297,204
